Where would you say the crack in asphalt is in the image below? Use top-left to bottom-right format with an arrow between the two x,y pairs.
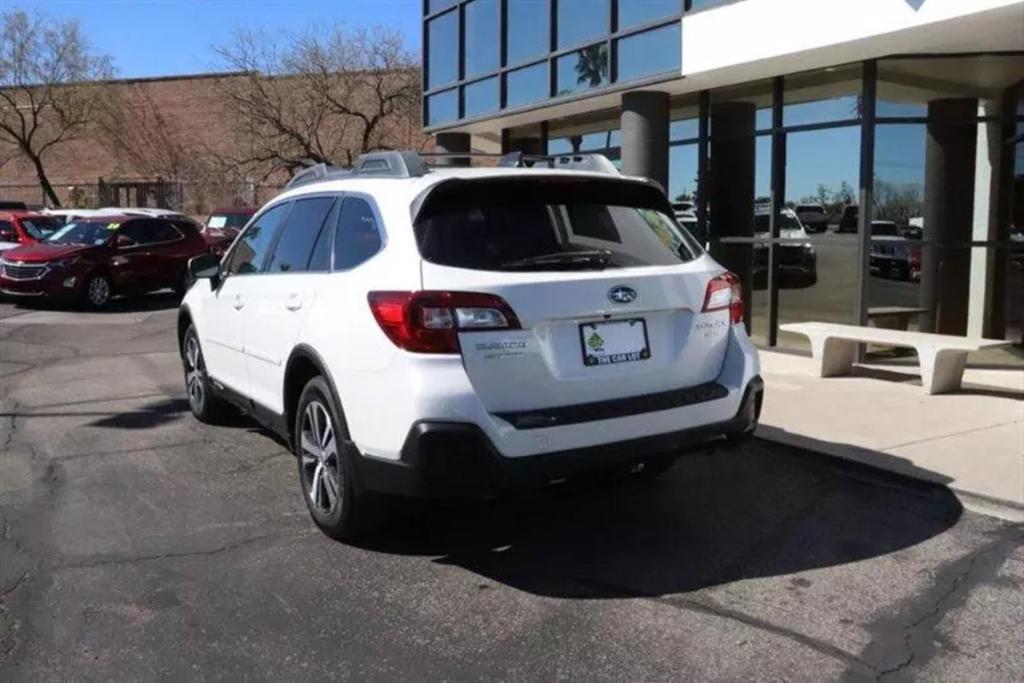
848,523 -> 1024,681
570,575 -> 879,677
50,531 -> 304,571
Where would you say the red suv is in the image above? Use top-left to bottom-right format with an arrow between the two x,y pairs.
0,211 -> 63,246
0,214 -> 210,308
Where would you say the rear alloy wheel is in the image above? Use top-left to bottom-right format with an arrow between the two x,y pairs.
295,377 -> 370,540
181,325 -> 230,423
84,273 -> 112,309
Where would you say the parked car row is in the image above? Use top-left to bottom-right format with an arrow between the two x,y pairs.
0,205 -> 255,308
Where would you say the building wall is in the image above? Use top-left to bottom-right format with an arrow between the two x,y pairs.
0,71 -> 429,210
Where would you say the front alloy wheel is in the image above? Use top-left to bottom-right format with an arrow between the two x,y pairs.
181,325 -> 229,423
85,274 -> 112,309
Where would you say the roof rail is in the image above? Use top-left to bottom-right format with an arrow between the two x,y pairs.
285,150 -> 622,189
285,163 -> 350,189
498,152 -> 621,175
285,151 -> 430,188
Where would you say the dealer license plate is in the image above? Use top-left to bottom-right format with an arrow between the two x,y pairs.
580,318 -> 650,367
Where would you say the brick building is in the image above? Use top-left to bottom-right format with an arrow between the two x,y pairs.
0,70 -> 426,214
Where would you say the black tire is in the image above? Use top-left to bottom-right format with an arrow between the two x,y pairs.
294,376 -> 371,541
632,453 -> 678,480
82,272 -> 113,310
181,324 -> 231,423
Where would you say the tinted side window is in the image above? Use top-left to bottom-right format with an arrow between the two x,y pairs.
119,220 -> 157,245
170,217 -> 201,237
150,220 -> 184,242
333,197 -> 383,270
307,200 -> 338,273
226,202 -> 290,275
0,220 -> 15,241
266,197 -> 335,273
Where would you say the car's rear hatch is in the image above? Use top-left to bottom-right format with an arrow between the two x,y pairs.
414,175 -> 732,415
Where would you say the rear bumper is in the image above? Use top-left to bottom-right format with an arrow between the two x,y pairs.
353,376 -> 763,498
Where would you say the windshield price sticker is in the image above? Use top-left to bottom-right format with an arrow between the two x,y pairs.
106,222 -> 120,230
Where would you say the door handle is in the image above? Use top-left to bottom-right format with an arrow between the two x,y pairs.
233,295 -> 245,310
285,294 -> 303,311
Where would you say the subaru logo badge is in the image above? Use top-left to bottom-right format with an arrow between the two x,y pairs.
608,286 -> 637,304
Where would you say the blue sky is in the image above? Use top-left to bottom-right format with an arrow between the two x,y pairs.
5,0 -> 423,78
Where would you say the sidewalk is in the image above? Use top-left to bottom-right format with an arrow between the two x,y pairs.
756,350 -> 1024,521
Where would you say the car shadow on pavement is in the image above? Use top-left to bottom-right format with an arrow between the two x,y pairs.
6,291 -> 181,314
355,440 -> 963,598
87,398 -> 190,429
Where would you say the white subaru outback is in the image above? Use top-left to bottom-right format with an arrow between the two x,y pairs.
178,151 -> 762,539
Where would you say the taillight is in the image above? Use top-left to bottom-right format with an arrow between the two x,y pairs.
702,272 -> 743,325
367,291 -> 521,353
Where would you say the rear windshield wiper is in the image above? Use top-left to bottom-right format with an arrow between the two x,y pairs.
500,250 -> 613,271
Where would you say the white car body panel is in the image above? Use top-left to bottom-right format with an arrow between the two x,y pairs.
182,163 -> 761,477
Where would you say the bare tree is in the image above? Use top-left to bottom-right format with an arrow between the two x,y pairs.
0,10 -> 114,206
214,25 -> 421,180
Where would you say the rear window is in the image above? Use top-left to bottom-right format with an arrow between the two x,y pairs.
415,178 -> 701,272
872,222 -> 899,237
207,213 -> 252,230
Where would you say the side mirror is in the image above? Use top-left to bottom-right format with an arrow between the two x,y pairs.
115,234 -> 136,249
188,252 -> 221,283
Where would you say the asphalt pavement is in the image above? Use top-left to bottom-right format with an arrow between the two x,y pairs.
0,294 -> 1022,681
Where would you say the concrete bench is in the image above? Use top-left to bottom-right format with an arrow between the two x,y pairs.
867,306 -> 928,331
780,322 -> 1012,395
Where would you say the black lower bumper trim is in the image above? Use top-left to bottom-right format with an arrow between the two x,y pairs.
353,376 -> 764,499
493,381 -> 729,429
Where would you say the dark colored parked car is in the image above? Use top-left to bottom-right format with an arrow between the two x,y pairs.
837,205 -> 859,233
0,211 -> 63,246
794,203 -> 829,233
202,206 -> 255,255
0,215 -> 210,308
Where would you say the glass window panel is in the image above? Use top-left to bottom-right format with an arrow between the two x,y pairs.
866,123 -> 927,341
688,0 -> 726,10
506,62 -> 549,108
669,144 -> 698,214
670,118 -> 699,141
748,135 -> 772,346
776,126 -> 861,351
783,64 -> 861,126
427,10 -> 458,90
464,76 -> 500,117
464,0 -> 499,78
427,0 -> 457,13
547,129 -> 620,157
557,0 -> 610,48
507,0 -> 549,66
555,44 -> 609,96
427,89 -> 459,126
616,23 -> 680,82
619,0 -> 680,29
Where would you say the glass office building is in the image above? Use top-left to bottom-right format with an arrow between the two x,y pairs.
422,0 -> 1024,362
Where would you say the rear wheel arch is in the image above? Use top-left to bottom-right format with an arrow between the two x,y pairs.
283,345 -> 345,445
